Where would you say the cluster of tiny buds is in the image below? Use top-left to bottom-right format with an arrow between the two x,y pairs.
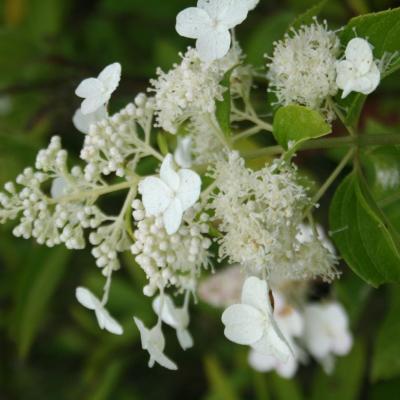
130,199 -> 211,296
35,136 -> 67,173
81,94 -> 155,180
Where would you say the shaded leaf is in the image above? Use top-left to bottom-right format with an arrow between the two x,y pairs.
290,0 -> 327,31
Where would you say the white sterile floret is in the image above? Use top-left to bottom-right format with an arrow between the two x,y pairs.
336,37 -> 380,98
248,292 -> 304,379
174,136 -> 193,168
75,63 -> 121,114
138,154 -> 201,235
267,20 -> 340,119
303,302 -> 353,373
153,295 -> 194,350
73,105 -> 108,134
222,276 -> 291,361
75,287 -> 123,335
133,317 -> 178,370
176,0 -> 249,62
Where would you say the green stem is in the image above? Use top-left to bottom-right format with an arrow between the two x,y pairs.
49,178 -> 137,205
242,133 -> 400,159
232,126 -> 262,142
233,109 -> 273,132
328,97 -> 357,137
304,148 -> 354,215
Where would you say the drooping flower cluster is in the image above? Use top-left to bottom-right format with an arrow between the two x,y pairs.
267,20 -> 340,118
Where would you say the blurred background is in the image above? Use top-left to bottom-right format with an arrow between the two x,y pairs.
0,0 -> 400,399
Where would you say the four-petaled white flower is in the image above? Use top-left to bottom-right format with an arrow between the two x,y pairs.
138,154 -> 201,235
133,317 -> 178,370
176,0 -> 249,62
222,276 -> 291,361
153,295 -> 194,350
73,105 -> 108,134
303,302 -> 353,373
174,136 -> 193,168
75,63 -> 121,114
248,292 -> 304,379
336,37 -> 380,99
75,287 -> 123,335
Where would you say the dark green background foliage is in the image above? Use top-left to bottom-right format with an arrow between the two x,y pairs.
0,0 -> 400,399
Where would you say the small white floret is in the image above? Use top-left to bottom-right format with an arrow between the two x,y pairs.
133,317 -> 178,370
176,0 -> 249,62
336,38 -> 380,98
75,287 -> 123,335
221,276 -> 291,361
75,63 -> 121,114
138,154 -> 201,235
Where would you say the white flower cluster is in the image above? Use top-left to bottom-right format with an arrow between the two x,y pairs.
150,48 -> 225,134
0,136 -> 105,249
201,268 -> 352,378
267,20 -> 340,118
81,94 -> 155,179
131,199 -> 211,296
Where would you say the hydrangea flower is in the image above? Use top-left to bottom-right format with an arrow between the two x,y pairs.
267,20 -> 340,119
336,37 -> 381,98
138,154 -> 201,235
72,105 -> 108,134
222,276 -> 291,361
245,0 -> 260,10
133,317 -> 178,370
176,0 -> 249,62
75,63 -> 121,114
153,295 -> 193,350
248,292 -> 304,378
75,287 -> 123,335
303,302 -> 353,373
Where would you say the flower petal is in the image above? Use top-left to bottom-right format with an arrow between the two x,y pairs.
355,62 -> 380,95
98,62 -> 121,93
153,295 -> 179,328
133,317 -> 150,349
51,177 -> 68,199
81,96 -> 107,115
345,38 -> 373,75
139,176 -> 173,216
196,29 -> 231,62
176,7 -> 212,39
149,346 -> 178,370
177,328 -> 194,350
73,105 -> 108,134
221,303 -> 265,345
75,287 -> 100,310
198,0 -> 248,28
174,136 -> 192,168
160,154 -> 180,191
96,307 -> 124,335
241,276 -> 270,314
177,169 -> 201,211
163,198 -> 183,235
75,78 -> 103,99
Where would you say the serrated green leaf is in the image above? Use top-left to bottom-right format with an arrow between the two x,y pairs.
273,105 -> 331,150
290,0 -> 327,31
372,286 -> 400,382
13,245 -> 70,357
329,173 -> 400,286
311,341 -> 365,400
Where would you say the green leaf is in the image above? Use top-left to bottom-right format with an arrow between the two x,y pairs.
12,245 -> 70,357
216,68 -> 234,137
270,374 -> 303,400
311,341 -> 365,400
290,0 -> 327,31
372,286 -> 400,382
273,105 -> 331,150
329,173 -> 400,286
